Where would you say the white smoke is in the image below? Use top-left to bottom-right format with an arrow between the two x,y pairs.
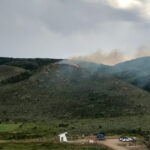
71,47 -> 150,65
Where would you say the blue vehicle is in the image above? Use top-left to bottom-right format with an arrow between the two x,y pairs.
97,134 -> 104,140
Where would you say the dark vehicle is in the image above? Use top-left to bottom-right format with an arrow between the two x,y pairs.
97,134 -> 104,140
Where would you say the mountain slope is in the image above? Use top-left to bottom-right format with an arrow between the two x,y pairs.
0,63 -> 150,121
0,57 -> 62,71
0,65 -> 28,82
111,56 -> 150,92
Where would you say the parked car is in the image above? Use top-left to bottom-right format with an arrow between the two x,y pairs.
119,136 -> 133,142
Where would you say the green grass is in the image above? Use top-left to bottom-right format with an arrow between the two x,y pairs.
0,123 -> 21,132
0,143 -> 109,150
0,116 -> 149,140
0,116 -> 149,149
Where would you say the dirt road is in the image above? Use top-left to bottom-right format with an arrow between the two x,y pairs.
99,139 -> 148,150
0,138 -> 148,150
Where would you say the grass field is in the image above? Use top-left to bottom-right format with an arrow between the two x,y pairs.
0,143 -> 109,150
0,116 -> 149,150
0,115 -> 149,140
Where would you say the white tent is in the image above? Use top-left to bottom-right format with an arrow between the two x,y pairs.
58,132 -> 68,142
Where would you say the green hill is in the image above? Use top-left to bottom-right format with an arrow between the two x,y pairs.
0,65 -> 27,82
0,57 -> 62,71
111,56 -> 150,92
0,59 -> 150,121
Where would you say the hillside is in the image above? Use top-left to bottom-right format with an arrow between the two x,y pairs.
0,59 -> 150,121
0,65 -> 27,82
111,56 -> 150,92
0,57 -> 62,71
60,57 -> 150,92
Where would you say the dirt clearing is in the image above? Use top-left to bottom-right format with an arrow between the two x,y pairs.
99,138 -> 148,150
70,137 -> 148,150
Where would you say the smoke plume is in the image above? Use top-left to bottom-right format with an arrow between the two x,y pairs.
72,47 -> 150,65
135,46 -> 150,58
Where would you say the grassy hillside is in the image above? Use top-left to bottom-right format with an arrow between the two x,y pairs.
0,116 -> 150,140
0,65 -> 27,82
111,56 -> 150,92
0,57 -> 62,71
0,61 -> 150,121
61,57 -> 150,92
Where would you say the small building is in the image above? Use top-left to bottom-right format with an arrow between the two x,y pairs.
58,132 -> 68,142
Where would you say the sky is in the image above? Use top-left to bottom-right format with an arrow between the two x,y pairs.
0,0 -> 150,60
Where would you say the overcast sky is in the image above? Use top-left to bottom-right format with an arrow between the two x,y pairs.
0,0 -> 150,58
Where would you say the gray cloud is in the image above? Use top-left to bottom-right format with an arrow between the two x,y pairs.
0,0 -> 150,58
39,0 -> 144,34
1,0 -> 145,34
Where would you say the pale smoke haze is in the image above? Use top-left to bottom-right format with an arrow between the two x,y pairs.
72,50 -> 125,65
72,47 -> 150,65
135,47 -> 150,58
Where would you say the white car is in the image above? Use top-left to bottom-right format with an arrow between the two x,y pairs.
119,137 -> 133,142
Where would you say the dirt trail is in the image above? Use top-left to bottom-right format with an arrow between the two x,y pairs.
99,139 -> 148,150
